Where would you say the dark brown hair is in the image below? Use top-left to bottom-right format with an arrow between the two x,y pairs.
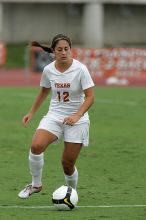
31,34 -> 72,53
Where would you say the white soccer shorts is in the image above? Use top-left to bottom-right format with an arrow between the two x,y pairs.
37,115 -> 89,147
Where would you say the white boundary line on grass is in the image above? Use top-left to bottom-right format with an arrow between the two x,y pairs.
0,204 -> 146,209
95,98 -> 138,106
13,93 -> 138,107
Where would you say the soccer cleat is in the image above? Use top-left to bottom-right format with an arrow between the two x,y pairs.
18,184 -> 42,199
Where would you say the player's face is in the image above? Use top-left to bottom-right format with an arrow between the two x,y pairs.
54,40 -> 72,64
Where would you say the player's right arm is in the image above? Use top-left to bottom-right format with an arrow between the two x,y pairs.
22,87 -> 51,127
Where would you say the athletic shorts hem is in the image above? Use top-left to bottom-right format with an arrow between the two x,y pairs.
64,139 -> 89,147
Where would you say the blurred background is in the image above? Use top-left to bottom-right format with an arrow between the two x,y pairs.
0,2 -> 146,219
0,0 -> 146,86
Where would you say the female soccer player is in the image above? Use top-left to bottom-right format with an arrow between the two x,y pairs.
18,34 -> 94,199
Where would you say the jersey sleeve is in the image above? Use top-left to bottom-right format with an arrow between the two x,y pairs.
80,65 -> 95,90
40,67 -> 51,88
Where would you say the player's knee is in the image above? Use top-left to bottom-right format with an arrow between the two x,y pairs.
31,142 -> 43,155
61,159 -> 74,175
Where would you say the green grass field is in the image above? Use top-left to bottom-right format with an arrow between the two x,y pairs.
5,44 -> 26,68
0,86 -> 146,220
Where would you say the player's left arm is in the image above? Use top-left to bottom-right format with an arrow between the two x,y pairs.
76,86 -> 94,117
63,86 -> 94,125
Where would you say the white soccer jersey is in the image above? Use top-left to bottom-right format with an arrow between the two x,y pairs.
40,59 -> 94,124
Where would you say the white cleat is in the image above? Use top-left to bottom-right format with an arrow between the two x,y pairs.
18,184 -> 42,199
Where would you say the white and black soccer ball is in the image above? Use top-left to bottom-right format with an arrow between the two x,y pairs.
52,185 -> 78,211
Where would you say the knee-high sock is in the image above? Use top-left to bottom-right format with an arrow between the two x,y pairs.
64,167 -> 78,190
29,151 -> 44,187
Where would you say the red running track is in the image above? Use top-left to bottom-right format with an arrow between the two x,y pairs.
0,68 -> 41,87
0,68 -> 146,87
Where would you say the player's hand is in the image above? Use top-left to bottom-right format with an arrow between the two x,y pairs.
63,114 -> 81,126
22,113 -> 33,127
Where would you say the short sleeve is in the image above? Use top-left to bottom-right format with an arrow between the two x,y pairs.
40,67 -> 51,88
80,65 -> 95,90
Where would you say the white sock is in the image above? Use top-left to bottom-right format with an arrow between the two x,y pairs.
64,167 -> 78,190
29,151 -> 44,187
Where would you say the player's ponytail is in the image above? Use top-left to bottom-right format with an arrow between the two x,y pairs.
31,34 -> 71,53
31,41 -> 53,53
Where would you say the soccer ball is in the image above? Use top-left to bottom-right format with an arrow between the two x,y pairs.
52,185 -> 78,211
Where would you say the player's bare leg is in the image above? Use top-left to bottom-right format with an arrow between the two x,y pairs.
62,142 -> 82,189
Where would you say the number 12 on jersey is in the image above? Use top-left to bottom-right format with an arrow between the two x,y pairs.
57,91 -> 69,102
